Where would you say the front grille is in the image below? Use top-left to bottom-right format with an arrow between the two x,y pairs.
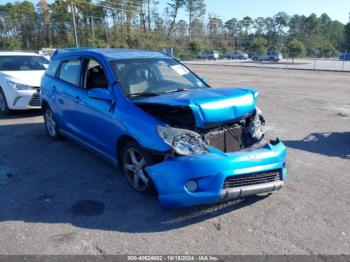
223,169 -> 282,189
29,93 -> 41,106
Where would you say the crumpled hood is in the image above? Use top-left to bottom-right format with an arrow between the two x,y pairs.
0,70 -> 45,87
136,87 -> 258,128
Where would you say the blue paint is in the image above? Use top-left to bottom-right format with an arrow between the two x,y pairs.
42,48 -> 287,208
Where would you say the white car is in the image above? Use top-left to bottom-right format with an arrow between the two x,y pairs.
0,52 -> 49,114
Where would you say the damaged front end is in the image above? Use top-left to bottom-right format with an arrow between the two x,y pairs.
137,101 -> 272,155
135,87 -> 287,208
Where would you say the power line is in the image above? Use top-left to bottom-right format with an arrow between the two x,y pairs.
102,0 -> 142,10
74,0 -> 141,13
100,0 -> 143,6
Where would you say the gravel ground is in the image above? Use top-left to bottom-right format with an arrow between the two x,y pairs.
0,66 -> 349,255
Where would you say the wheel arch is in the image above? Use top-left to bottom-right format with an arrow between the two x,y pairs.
116,135 -> 138,165
116,134 -> 167,167
41,99 -> 49,109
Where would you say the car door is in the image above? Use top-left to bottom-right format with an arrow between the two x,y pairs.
70,57 -> 117,157
55,57 -> 85,136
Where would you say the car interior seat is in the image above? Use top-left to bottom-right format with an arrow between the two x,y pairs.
122,64 -> 151,95
86,66 -> 108,90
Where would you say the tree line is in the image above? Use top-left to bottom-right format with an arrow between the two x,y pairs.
0,0 -> 349,59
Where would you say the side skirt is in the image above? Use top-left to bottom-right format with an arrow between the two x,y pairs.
59,129 -> 118,167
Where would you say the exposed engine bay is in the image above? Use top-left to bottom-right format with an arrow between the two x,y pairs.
137,103 -> 272,153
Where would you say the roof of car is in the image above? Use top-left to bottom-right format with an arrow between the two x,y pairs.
52,48 -> 170,60
0,52 -> 40,56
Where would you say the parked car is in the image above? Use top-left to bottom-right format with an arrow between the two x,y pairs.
0,52 -> 49,114
252,51 -> 283,62
339,53 -> 350,61
41,48 -> 287,208
199,50 -> 220,60
226,51 -> 249,60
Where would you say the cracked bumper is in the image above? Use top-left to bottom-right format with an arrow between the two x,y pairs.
146,141 -> 287,208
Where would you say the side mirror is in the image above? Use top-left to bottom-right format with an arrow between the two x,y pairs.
88,88 -> 114,102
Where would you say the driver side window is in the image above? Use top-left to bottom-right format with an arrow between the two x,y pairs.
84,59 -> 109,90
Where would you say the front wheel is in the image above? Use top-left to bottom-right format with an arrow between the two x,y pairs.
43,106 -> 61,140
0,88 -> 10,114
121,141 -> 156,195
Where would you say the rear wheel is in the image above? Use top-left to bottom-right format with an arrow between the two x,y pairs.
43,106 -> 61,140
121,141 -> 156,195
0,88 -> 10,114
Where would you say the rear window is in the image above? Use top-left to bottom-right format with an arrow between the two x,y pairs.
58,60 -> 82,86
0,56 -> 47,71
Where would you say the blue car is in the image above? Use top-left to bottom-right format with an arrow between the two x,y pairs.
41,48 -> 287,208
339,53 -> 350,61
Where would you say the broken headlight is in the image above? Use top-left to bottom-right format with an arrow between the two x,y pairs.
247,107 -> 265,140
157,125 -> 208,156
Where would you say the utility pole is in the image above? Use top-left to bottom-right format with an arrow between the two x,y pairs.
91,15 -> 94,43
70,0 -> 79,47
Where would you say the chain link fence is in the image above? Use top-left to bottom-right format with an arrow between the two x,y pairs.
168,48 -> 350,72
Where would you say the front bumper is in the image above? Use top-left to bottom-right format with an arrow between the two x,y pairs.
220,181 -> 283,201
5,89 -> 41,110
146,141 -> 287,208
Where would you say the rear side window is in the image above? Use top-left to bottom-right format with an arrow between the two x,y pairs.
46,60 -> 60,77
58,59 -> 82,86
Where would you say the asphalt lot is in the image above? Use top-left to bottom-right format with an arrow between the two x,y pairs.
0,66 -> 349,255
186,58 -> 350,72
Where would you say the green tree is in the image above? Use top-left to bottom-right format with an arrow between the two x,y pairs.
167,0 -> 184,37
240,16 -> 253,50
287,40 -> 306,62
184,0 -> 206,39
225,18 -> 239,37
251,37 -> 268,55
188,39 -> 202,54
344,17 -> 350,51
254,17 -> 266,36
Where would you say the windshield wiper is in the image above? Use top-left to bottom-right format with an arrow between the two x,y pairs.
163,88 -> 190,94
127,88 -> 190,98
127,92 -> 161,98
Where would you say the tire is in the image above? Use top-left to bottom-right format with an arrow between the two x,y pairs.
43,105 -> 61,140
121,140 -> 157,195
0,88 -> 11,115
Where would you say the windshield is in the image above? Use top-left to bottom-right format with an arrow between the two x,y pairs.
109,58 -> 208,97
0,56 -> 48,71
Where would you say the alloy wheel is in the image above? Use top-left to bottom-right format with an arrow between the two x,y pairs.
44,108 -> 57,137
123,148 -> 149,191
0,91 -> 5,112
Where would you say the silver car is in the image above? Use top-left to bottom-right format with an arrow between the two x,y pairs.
226,51 -> 249,60
252,51 -> 283,62
200,50 -> 220,60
